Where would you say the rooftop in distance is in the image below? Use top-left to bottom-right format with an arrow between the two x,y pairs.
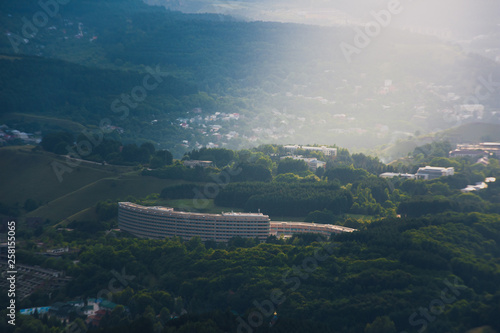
119,202 -> 267,217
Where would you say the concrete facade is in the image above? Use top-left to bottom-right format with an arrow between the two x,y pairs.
118,203 -> 356,242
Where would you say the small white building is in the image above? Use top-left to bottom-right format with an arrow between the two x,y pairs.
461,182 -> 488,193
283,145 -> 337,156
379,172 -> 416,180
449,149 -> 488,158
416,166 -> 454,180
183,160 -> 214,168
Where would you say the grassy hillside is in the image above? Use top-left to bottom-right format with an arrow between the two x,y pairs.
1,0 -> 500,155
2,113 -> 87,133
27,174 -> 185,224
437,122 -> 500,143
376,122 -> 500,162
0,146 -> 118,206
0,146 -> 184,223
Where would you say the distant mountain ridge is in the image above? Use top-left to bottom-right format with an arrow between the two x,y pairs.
0,0 -> 499,156
143,0 -> 500,37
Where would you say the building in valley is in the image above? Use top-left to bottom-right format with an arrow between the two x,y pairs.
118,202 -> 355,242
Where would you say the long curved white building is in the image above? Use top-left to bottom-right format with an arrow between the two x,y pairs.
118,202 -> 356,242
118,202 -> 270,242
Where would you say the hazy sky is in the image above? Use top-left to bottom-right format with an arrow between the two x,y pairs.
144,0 -> 500,38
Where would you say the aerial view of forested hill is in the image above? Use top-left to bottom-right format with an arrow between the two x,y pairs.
0,1 -> 500,332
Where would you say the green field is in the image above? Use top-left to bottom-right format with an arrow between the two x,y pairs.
27,175 -> 185,223
60,207 -> 97,226
0,146 -> 184,223
0,146 -> 117,206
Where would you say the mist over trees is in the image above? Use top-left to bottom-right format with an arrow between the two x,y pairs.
2,0 -> 500,332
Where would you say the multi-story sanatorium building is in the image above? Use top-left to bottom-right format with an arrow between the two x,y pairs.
415,166 -> 454,180
119,202 -> 356,242
118,202 -> 270,242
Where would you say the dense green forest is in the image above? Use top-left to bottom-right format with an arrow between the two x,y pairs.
150,143 -> 500,221
3,213 -> 500,333
1,141 -> 500,332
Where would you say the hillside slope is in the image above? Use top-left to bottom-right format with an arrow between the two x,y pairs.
0,146 -> 182,223
1,0 -> 499,154
376,122 -> 500,162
